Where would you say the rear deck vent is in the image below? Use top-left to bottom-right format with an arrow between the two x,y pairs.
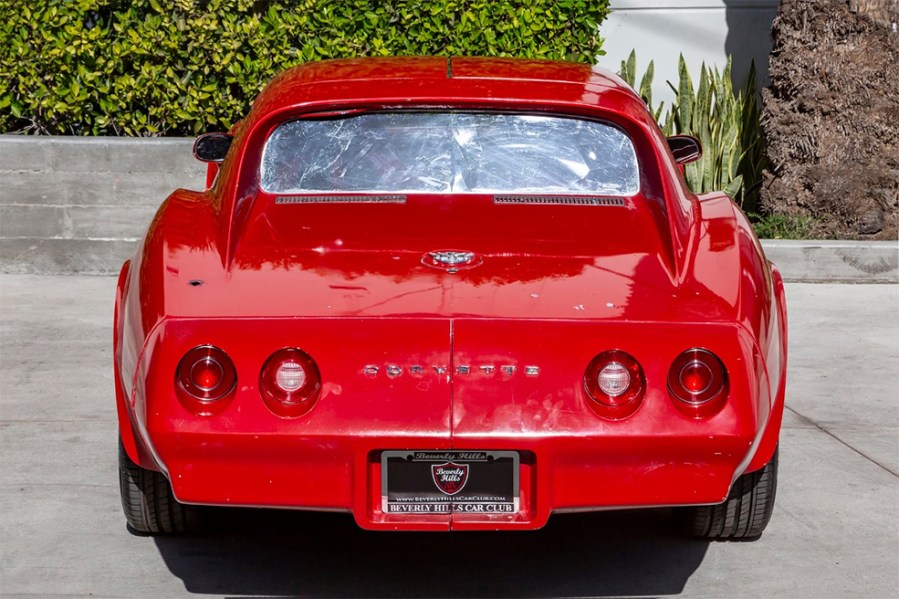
493,195 -> 627,206
276,195 -> 407,204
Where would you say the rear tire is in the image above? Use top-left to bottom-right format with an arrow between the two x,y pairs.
677,446 -> 778,539
118,438 -> 200,534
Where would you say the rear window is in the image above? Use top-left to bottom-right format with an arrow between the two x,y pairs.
261,112 -> 639,196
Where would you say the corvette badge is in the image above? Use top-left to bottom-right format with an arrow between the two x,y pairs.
422,249 -> 483,272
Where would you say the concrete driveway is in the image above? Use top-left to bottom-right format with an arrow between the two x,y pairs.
1,275 -> 896,598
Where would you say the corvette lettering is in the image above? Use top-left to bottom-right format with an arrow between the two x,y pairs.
362,364 -> 539,377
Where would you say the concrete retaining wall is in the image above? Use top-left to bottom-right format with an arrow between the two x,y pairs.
763,240 -> 897,284
0,136 -> 895,282
0,136 -> 204,275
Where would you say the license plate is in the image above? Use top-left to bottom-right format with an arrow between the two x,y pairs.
381,450 -> 519,515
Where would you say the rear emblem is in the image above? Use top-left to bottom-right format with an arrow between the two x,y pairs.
430,251 -> 475,266
422,249 -> 482,272
432,462 -> 469,495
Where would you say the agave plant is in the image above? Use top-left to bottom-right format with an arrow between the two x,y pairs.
619,52 -> 764,213
618,50 -> 666,123
736,61 -> 764,215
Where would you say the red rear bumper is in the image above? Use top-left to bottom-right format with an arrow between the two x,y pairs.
145,430 -> 755,531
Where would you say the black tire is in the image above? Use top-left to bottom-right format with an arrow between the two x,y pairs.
677,446 -> 778,539
118,438 -> 200,534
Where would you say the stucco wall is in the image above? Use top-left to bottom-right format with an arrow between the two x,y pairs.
597,0 -> 781,104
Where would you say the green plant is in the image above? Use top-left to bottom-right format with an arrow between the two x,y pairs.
737,61 -> 764,215
617,50 -> 665,122
749,213 -> 817,239
0,0 -> 611,136
619,52 -> 765,213
667,56 -> 741,202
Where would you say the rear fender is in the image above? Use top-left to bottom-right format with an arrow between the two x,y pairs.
746,262 -> 788,472
114,260 -> 140,462
113,259 -> 160,471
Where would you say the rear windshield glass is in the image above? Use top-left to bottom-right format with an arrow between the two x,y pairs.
261,112 -> 639,195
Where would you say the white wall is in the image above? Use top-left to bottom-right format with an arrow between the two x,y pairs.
596,0 -> 780,106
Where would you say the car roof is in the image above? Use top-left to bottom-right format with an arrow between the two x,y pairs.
246,56 -> 648,124
266,56 -> 625,86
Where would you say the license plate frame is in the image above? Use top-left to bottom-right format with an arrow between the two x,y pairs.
381,450 -> 520,515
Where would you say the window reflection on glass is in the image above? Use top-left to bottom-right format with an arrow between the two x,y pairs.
261,113 -> 640,196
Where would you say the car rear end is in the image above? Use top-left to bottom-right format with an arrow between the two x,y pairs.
126,310 -> 769,531
117,71 -> 782,533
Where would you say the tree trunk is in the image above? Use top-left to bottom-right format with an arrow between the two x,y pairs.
761,0 -> 898,238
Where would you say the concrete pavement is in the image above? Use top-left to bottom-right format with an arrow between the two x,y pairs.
0,275 -> 897,598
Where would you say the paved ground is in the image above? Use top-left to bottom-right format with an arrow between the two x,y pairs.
0,275 -> 896,598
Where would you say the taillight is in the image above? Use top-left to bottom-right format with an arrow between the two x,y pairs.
584,350 -> 645,419
260,348 -> 321,417
176,345 -> 237,402
668,348 -> 728,416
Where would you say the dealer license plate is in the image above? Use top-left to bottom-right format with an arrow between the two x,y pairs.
381,450 -> 519,515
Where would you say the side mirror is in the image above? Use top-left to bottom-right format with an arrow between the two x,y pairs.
667,135 -> 702,165
193,133 -> 233,163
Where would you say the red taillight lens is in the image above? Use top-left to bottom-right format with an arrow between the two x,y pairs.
176,345 -> 236,402
192,360 -> 223,390
668,349 -> 728,407
680,361 -> 713,394
260,348 -> 321,417
584,350 -> 645,418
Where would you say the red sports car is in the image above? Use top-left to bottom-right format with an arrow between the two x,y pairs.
114,57 -> 787,537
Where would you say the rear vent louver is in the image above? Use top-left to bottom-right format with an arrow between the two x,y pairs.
493,195 -> 627,206
276,195 -> 406,204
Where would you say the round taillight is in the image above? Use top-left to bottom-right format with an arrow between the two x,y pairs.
176,345 -> 236,402
668,349 -> 728,407
260,348 -> 321,417
584,350 -> 645,418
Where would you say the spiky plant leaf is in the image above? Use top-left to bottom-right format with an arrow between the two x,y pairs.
639,60 -> 654,106
676,54 -> 693,133
724,174 -> 743,199
695,63 -> 710,132
620,49 -> 637,87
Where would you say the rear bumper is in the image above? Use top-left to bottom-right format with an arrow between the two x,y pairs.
149,430 -> 754,531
